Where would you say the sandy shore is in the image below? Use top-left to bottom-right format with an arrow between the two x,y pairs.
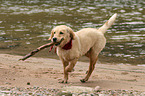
0,54 -> 145,91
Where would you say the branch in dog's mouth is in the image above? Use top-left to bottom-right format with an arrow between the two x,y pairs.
54,38 -> 64,46
19,38 -> 64,61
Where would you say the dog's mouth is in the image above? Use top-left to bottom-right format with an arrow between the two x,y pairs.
54,38 -> 64,46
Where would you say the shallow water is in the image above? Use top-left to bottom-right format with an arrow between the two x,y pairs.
0,0 -> 144,64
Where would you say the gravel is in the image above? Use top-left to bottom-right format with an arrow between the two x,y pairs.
0,86 -> 145,96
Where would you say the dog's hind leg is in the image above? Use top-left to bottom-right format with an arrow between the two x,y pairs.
80,50 -> 98,83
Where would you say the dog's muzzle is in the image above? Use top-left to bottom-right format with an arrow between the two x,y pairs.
54,38 -> 64,46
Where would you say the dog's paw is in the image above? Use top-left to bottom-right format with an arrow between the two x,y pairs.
80,79 -> 86,83
58,79 -> 68,84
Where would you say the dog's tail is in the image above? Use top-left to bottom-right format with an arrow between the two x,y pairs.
98,13 -> 117,34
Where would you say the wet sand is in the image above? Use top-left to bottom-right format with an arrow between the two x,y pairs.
0,54 -> 145,91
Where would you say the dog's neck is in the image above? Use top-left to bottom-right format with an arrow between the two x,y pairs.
62,38 -> 72,50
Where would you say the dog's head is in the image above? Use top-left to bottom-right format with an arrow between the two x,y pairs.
49,25 -> 75,47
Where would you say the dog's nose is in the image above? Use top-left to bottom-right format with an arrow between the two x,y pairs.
53,37 -> 57,42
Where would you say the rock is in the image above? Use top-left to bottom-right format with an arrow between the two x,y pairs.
94,86 -> 101,92
5,82 -> 11,85
62,86 -> 94,93
27,82 -> 30,85
121,72 -> 129,75
56,91 -> 72,96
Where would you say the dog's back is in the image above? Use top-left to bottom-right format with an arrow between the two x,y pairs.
75,13 -> 117,56
76,28 -> 105,55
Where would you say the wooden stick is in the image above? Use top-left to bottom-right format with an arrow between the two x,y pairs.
19,42 -> 55,61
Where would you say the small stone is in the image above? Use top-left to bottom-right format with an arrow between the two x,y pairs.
121,72 -> 129,75
79,70 -> 83,72
56,91 -> 72,96
1,91 -> 11,94
94,86 -> 101,92
28,92 -> 33,95
27,82 -> 30,85
5,82 -> 11,85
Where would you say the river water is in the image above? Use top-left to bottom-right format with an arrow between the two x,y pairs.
0,0 -> 144,64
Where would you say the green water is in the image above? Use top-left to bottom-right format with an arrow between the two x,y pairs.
0,0 -> 145,64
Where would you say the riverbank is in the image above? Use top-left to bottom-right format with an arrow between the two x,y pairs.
0,54 -> 145,95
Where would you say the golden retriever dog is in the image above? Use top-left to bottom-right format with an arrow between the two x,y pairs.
49,13 -> 117,83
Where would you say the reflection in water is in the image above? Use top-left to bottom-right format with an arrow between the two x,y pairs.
0,0 -> 144,64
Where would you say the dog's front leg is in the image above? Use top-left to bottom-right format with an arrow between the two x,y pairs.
63,60 -> 69,83
59,59 -> 69,83
59,58 -> 78,83
65,59 -> 78,72
59,59 -> 78,83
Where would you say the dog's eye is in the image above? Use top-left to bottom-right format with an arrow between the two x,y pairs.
54,32 -> 56,34
60,32 -> 64,34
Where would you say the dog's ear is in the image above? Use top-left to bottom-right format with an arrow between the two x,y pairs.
67,27 -> 75,40
48,30 -> 54,41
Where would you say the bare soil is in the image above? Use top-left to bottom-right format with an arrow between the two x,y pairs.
0,54 -> 145,91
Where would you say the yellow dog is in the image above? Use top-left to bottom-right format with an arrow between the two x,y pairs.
49,13 -> 117,83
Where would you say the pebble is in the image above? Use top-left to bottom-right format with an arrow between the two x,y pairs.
94,86 -> 101,92
4,82 -> 11,85
27,82 -> 30,85
0,86 -> 145,95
